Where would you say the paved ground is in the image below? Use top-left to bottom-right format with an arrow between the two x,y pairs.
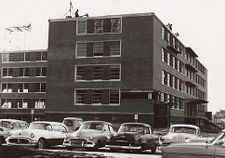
0,145 -> 162,158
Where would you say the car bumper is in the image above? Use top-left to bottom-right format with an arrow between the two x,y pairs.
63,139 -> 95,148
7,137 -> 38,147
105,144 -> 142,150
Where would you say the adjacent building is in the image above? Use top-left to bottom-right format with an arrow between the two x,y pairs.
0,49 -> 47,122
46,13 -> 212,130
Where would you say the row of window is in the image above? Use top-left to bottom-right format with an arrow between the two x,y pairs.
162,70 -> 206,99
2,67 -> 47,78
162,49 -> 205,87
2,83 -> 46,93
2,51 -> 47,63
162,26 -> 206,76
162,48 -> 184,73
76,41 -> 121,58
162,70 -> 185,91
74,89 -> 120,105
77,18 -> 121,34
1,99 -> 45,109
75,64 -> 120,81
162,27 -> 184,54
160,92 -> 184,110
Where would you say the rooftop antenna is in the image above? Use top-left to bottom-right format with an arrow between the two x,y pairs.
62,0 -> 75,18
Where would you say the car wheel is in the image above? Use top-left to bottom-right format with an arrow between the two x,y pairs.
37,138 -> 46,149
93,140 -> 102,150
0,136 -> 4,147
151,147 -> 156,154
66,146 -> 73,150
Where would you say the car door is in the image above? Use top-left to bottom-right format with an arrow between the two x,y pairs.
144,126 -> 155,149
214,141 -> 225,158
51,125 -> 67,145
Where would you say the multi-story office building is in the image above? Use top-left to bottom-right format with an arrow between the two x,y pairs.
46,12 -> 211,129
0,49 -> 47,122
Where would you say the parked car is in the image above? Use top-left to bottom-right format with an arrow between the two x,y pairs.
63,121 -> 116,150
159,124 -> 201,146
0,119 -> 29,146
7,121 -> 68,149
105,122 -> 159,153
62,117 -> 83,132
161,129 -> 225,158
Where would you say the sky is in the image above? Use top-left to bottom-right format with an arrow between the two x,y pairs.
0,0 -> 224,114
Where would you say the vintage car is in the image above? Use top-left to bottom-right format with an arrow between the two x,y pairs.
0,119 -> 29,146
159,124 -> 201,146
63,121 -> 116,150
7,121 -> 68,149
62,117 -> 83,132
161,129 -> 225,158
105,122 -> 159,153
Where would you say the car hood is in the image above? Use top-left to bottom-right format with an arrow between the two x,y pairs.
111,132 -> 141,140
161,133 -> 198,143
9,129 -> 48,138
161,142 -> 208,153
69,129 -> 102,139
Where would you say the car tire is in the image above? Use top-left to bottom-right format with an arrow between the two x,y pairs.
151,147 -> 156,154
37,138 -> 46,149
93,140 -> 102,150
66,146 -> 73,150
0,136 -> 4,147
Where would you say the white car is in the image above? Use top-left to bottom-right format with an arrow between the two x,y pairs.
159,124 -> 201,146
0,119 -> 29,146
7,121 -> 68,149
63,121 -> 116,150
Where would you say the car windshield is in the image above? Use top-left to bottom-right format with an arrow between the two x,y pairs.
80,122 -> 103,130
119,124 -> 144,134
171,127 -> 196,134
29,123 -> 52,130
0,121 -> 11,129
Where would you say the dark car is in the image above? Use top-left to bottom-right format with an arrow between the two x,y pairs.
105,122 -> 159,153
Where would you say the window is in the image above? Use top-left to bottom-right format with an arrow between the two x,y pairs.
109,41 -> 120,56
162,27 -> 165,40
36,67 -> 41,76
2,53 -> 9,62
77,20 -> 87,34
77,18 -> 121,34
24,68 -> 29,76
77,43 -> 87,57
42,67 -> 47,76
93,42 -> 104,56
36,52 -> 42,61
111,18 -> 121,32
94,19 -> 104,33
19,68 -> 24,76
110,65 -> 120,80
110,90 -> 119,104
42,52 -> 47,60
75,90 -> 85,104
41,83 -> 46,92
2,68 -> 13,77
93,66 -> 103,80
25,52 -> 30,61
2,83 -> 12,93
1,99 -> 12,108
92,90 -> 102,104
76,66 -> 86,80
35,99 -> 46,109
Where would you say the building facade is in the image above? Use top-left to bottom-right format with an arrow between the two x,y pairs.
46,13 -> 210,129
0,49 -> 47,122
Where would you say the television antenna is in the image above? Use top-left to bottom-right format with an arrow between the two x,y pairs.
62,0 -> 75,18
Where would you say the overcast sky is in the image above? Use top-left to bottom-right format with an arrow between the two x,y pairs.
0,0 -> 224,114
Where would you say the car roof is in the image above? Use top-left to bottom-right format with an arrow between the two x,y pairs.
63,117 -> 83,121
170,124 -> 200,129
82,121 -> 112,125
31,121 -> 65,126
120,122 -> 151,127
0,119 -> 27,124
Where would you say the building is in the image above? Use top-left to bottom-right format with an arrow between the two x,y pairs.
0,49 -> 47,122
46,12 -> 212,130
